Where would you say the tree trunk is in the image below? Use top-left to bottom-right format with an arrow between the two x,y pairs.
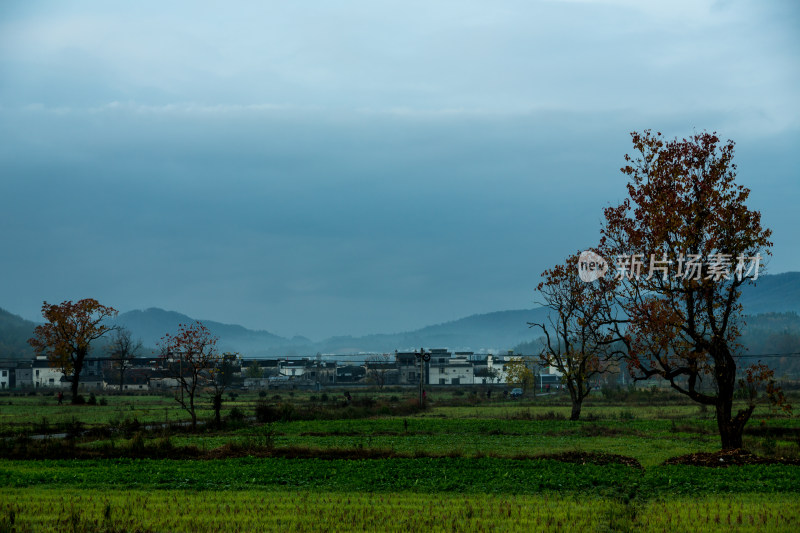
570,400 -> 582,421
717,408 -> 743,449
70,375 -> 81,404
715,396 -> 753,450
713,344 -> 752,450
189,394 -> 197,429
70,349 -> 86,404
568,384 -> 582,421
213,393 -> 222,426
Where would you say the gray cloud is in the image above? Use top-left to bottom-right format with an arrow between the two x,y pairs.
0,1 -> 797,339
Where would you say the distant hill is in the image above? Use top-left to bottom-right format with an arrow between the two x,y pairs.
114,307 -> 552,356
112,308 -> 310,355
310,307 -> 552,355
1,271 -> 799,360
505,272 -> 800,357
739,271 -> 800,315
0,308 -> 37,360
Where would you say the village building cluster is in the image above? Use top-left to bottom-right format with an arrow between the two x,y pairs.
0,349 -> 568,392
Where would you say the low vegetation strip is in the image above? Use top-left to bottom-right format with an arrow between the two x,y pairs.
0,457 -> 640,494
1,457 -> 798,497
0,435 -> 643,468
0,489 -> 623,533
1,489 -> 799,532
642,465 -> 800,496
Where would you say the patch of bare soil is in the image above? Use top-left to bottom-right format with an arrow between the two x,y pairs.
663,448 -> 800,467
530,451 -> 642,469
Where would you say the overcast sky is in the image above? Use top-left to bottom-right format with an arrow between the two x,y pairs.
1,1 -> 798,339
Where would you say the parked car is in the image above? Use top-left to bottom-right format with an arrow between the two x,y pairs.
510,388 -> 523,398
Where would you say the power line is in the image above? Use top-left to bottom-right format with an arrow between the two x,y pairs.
733,352 -> 800,358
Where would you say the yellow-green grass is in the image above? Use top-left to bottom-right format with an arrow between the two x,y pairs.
636,494 -> 800,532
1,489 -> 798,532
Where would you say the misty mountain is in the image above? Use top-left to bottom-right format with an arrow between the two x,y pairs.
112,308 -> 310,355
113,307 -> 553,356
316,272 -> 800,354
0,272 -> 798,360
308,307 -> 552,355
0,308 -> 37,360
737,312 -> 800,376
739,272 -> 800,315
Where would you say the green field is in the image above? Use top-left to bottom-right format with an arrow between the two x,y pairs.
1,389 -> 798,531
2,489 -> 799,532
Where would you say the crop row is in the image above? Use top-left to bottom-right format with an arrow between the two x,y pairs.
1,457 -> 798,497
2,488 -> 799,532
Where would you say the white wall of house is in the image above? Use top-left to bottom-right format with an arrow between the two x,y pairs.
0,368 -> 10,389
32,367 -> 66,388
544,365 -> 564,377
278,364 -> 306,377
101,379 -> 148,391
150,377 -> 181,389
488,355 -> 510,384
428,357 -> 474,385
243,377 -> 270,389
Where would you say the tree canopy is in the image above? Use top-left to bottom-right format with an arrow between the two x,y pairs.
600,130 -> 787,448
28,299 -> 117,403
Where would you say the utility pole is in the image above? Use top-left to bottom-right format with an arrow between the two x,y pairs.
416,347 -> 430,405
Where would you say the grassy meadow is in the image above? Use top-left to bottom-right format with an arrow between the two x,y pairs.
0,387 -> 798,531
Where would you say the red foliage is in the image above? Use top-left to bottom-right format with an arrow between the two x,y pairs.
599,130 -> 785,448
28,298 -> 118,375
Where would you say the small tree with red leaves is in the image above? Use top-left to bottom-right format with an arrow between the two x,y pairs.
29,299 -> 118,404
158,321 -> 221,429
530,253 -> 623,420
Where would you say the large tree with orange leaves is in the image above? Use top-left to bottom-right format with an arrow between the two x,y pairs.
601,130 -> 788,449
29,299 -> 118,404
